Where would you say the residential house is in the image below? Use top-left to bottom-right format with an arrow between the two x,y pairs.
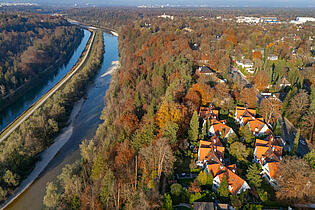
279,76 -> 291,88
193,202 -> 215,210
254,135 -> 283,162
252,48 -> 265,55
254,134 -> 284,188
199,106 -> 219,120
245,118 -> 272,137
236,59 -> 254,73
234,106 -> 256,125
158,13 -> 174,20
290,17 -> 315,24
261,17 -> 278,23
267,54 -> 278,60
196,105 -> 250,194
196,66 -> 214,76
234,106 -> 271,136
205,162 -> 250,194
236,16 -> 260,24
196,136 -> 225,167
261,161 -> 280,188
209,119 -> 235,139
183,27 -> 194,33
193,202 -> 231,210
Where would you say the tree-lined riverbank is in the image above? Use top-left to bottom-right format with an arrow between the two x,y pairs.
0,30 -> 104,204
6,32 -> 118,210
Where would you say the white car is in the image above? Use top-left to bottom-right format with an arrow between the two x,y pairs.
300,140 -> 307,145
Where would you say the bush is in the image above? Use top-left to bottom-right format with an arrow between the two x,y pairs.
164,193 -> 174,210
170,183 -> 182,197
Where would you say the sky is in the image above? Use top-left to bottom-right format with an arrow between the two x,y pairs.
4,0 -> 315,7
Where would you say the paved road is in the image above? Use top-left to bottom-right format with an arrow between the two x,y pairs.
278,116 -> 309,157
0,31 -> 96,143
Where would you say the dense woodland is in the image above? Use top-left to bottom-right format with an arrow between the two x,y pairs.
0,30 -> 104,202
43,8 -> 315,209
0,12 -> 83,106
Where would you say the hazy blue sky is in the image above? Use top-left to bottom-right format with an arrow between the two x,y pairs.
5,0 -> 315,7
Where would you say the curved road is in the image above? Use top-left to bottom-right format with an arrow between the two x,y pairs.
0,31 -> 96,143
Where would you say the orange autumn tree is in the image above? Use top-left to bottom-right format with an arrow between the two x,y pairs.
267,43 -> 274,49
191,83 -> 214,105
253,71 -> 269,91
155,101 -> 188,132
240,87 -> 258,108
225,29 -> 237,46
184,89 -> 202,114
119,112 -> 139,134
252,51 -> 262,60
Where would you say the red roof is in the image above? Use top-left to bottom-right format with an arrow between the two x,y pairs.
198,137 -> 225,164
235,106 -> 256,121
207,163 -> 246,194
199,106 -> 219,120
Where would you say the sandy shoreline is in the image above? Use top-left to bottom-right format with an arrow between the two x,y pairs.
101,61 -> 120,77
1,99 -> 85,210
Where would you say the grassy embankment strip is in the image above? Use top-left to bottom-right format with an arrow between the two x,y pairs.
0,30 -> 95,143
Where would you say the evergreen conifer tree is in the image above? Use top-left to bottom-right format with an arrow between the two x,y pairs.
189,111 -> 199,142
217,175 -> 229,198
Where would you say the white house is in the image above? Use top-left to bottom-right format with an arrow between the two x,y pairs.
197,66 -> 214,75
261,17 -> 278,23
246,118 -> 272,137
290,17 -> 315,24
267,54 -> 278,61
209,121 -> 235,139
279,77 -> 291,88
236,16 -> 260,24
236,59 -> 254,73
158,13 -> 174,20
261,162 -> 279,188
205,164 -> 250,194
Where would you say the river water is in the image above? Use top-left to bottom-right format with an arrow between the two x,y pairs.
0,29 -> 91,131
6,32 -> 119,210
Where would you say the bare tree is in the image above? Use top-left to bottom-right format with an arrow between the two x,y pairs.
140,138 -> 175,180
301,111 -> 315,145
287,90 -> 309,125
275,156 -> 315,204
259,98 -> 282,125
240,87 -> 257,108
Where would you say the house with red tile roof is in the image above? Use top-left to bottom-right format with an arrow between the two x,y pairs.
234,106 -> 257,126
261,162 -> 280,188
253,134 -> 284,188
205,162 -> 250,194
209,119 -> 235,139
199,106 -> 219,120
197,136 -> 225,167
245,118 -> 272,137
235,106 -> 272,137
196,104 -> 250,194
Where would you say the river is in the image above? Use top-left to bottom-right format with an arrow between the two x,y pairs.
0,29 -> 91,131
6,32 -> 119,210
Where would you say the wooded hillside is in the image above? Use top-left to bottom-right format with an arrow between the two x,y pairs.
0,12 -> 83,105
